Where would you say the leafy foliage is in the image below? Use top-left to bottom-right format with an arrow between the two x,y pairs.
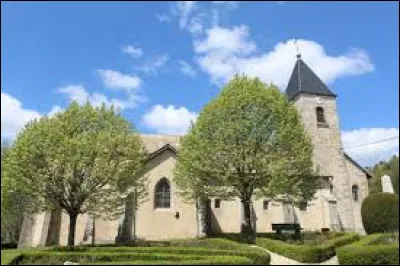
175,75 -> 317,241
1,102 -> 147,246
361,192 -> 399,234
1,140 -> 26,244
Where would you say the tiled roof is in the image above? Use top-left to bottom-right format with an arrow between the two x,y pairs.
285,57 -> 336,100
140,134 -> 180,154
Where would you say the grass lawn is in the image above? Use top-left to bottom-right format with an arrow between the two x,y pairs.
1,238 -> 270,265
1,249 -> 30,265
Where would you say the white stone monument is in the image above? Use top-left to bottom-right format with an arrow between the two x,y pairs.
381,175 -> 395,193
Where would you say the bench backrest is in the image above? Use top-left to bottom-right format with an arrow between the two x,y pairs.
271,223 -> 301,230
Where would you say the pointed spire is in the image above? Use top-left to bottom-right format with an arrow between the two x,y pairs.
285,54 -> 336,101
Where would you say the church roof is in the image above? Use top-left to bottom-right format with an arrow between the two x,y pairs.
344,152 -> 373,179
285,56 -> 337,101
140,134 -> 180,154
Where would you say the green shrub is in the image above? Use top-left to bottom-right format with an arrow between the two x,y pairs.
361,192 -> 399,234
256,233 -> 360,263
87,256 -> 253,265
337,234 -> 399,265
12,246 -> 270,265
1,243 -> 18,250
256,231 -> 344,244
51,238 -> 254,252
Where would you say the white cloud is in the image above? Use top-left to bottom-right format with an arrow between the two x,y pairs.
97,69 -> 141,92
194,25 -> 256,55
212,1 -> 238,8
48,105 -> 64,117
1,92 -> 64,139
174,1 -> 209,35
171,2 -> 373,88
142,105 -> 198,135
122,45 -> 143,58
135,54 -> 169,74
58,84 -> 139,110
194,29 -> 374,87
170,1 -> 238,35
1,92 -> 42,139
342,128 -> 399,167
156,14 -> 172,23
179,60 -> 197,77
58,85 -> 88,104
177,1 -> 197,29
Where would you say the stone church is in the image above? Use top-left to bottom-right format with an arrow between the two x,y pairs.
18,55 -> 371,248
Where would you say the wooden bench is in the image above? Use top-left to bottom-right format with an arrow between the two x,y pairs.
271,223 -> 301,235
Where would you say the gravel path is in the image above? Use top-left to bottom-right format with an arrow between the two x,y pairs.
251,245 -> 339,265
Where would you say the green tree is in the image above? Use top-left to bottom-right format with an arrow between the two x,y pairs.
1,140 -> 26,244
174,76 -> 318,243
369,155 -> 399,194
2,102 -> 146,246
1,139 -> 10,157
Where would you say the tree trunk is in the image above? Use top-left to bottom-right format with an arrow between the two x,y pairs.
68,213 -> 78,247
133,192 -> 137,241
241,200 -> 255,244
197,197 -> 211,237
133,208 -> 136,241
91,218 -> 95,246
121,193 -> 134,243
204,198 -> 212,236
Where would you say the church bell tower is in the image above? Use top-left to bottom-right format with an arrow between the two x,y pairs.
285,54 -> 356,231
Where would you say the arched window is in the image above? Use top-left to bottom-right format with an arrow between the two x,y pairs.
155,178 -> 171,208
330,184 -> 334,194
316,107 -> 326,123
352,185 -> 359,202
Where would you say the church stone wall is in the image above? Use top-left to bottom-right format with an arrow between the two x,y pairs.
293,93 -> 357,231
344,158 -> 369,234
135,149 -> 198,240
253,199 -> 284,232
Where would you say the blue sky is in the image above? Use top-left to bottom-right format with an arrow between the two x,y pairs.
1,1 -> 399,166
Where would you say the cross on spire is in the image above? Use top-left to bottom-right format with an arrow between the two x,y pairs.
295,39 -> 301,59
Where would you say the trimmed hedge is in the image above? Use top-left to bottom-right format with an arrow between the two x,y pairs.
361,192 -> 399,234
337,234 -> 399,265
9,239 -> 270,265
51,238 -> 257,253
87,256 -> 253,265
1,243 -> 18,250
12,250 -> 269,265
256,233 -> 360,263
51,238 -> 254,251
49,247 -> 268,263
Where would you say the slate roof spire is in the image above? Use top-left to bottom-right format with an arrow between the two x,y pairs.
285,54 -> 337,101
